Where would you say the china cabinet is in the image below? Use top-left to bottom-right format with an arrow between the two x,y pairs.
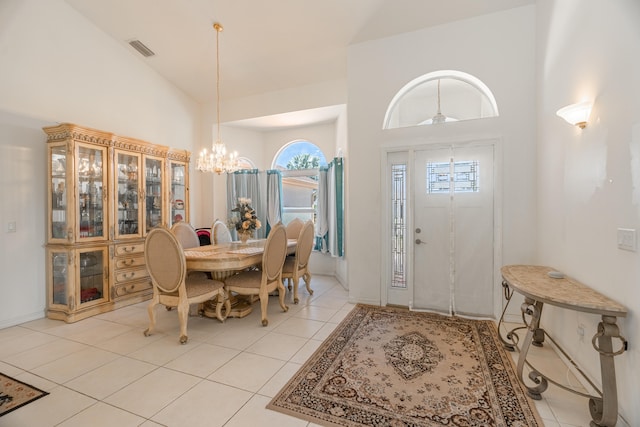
44,123 -> 190,322
167,151 -> 190,228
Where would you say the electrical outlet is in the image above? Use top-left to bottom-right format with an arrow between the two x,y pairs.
617,228 -> 636,251
7,221 -> 16,233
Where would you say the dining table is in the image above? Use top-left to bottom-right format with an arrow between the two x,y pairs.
184,239 -> 297,318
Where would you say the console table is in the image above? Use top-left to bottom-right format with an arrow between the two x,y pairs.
498,265 -> 627,427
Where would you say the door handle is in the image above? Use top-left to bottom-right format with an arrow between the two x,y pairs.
415,238 -> 425,245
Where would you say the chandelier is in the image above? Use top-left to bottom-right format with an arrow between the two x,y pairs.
197,22 -> 238,174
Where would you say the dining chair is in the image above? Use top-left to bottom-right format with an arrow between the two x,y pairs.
143,227 -> 229,344
170,221 -> 200,249
285,217 -> 304,240
223,222 -> 289,326
282,220 -> 314,304
212,219 -> 233,244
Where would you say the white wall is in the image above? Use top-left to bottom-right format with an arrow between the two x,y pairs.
0,0 -> 202,327
0,112 -> 49,326
347,7 -> 537,305
536,1 -> 640,424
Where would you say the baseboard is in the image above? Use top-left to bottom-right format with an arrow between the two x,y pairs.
0,310 -> 46,330
347,296 -> 380,306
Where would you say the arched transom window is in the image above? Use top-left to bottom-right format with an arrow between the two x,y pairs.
383,70 -> 499,129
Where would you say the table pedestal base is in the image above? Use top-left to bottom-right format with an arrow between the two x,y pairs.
203,294 -> 253,319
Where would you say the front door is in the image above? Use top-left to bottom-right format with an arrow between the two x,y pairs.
386,143 -> 495,317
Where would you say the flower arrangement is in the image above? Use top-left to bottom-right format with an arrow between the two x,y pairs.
230,197 -> 261,237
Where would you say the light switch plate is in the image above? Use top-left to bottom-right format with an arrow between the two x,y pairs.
617,228 -> 636,251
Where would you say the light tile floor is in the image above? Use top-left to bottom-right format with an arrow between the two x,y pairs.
0,276 -> 591,426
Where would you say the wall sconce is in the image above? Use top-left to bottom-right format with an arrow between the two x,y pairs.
556,101 -> 593,129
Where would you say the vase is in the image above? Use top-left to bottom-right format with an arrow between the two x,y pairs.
238,232 -> 251,244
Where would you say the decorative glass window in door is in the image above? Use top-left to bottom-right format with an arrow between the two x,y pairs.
427,161 -> 479,194
391,163 -> 407,289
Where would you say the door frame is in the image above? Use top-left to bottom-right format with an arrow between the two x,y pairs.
380,137 -> 504,319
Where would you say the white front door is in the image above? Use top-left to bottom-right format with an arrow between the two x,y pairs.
386,143 -> 495,317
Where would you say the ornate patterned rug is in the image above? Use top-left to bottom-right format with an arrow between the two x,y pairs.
268,304 -> 542,426
0,373 -> 48,417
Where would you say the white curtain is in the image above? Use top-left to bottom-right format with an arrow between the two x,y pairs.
266,170 -> 283,234
226,169 -> 283,239
315,158 -> 344,256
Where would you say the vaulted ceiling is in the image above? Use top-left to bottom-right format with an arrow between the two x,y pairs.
64,0 -> 534,106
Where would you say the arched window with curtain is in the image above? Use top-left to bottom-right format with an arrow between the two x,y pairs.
272,140 -> 328,226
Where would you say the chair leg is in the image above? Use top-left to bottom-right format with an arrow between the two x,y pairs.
292,276 -> 300,304
259,288 -> 270,326
177,300 -> 190,344
303,271 -> 313,295
144,298 -> 158,337
277,279 -> 289,312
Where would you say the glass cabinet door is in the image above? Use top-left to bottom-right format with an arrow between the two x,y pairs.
144,156 -> 164,233
169,161 -> 188,227
115,151 -> 142,238
49,143 -> 69,242
49,249 -> 69,307
76,247 -> 108,307
47,246 -> 108,313
77,143 -> 107,241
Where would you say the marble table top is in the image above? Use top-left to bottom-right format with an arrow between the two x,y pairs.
501,265 -> 627,317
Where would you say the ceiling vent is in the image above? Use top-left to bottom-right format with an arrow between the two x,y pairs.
128,40 -> 155,58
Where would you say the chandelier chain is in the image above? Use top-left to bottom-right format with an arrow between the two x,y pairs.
196,22 -> 238,174
215,22 -> 221,143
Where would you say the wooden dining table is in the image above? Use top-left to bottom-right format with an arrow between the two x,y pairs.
184,239 -> 297,318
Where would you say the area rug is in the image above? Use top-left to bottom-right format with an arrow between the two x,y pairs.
268,304 -> 542,426
0,373 -> 48,417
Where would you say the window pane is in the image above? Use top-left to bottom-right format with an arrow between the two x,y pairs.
426,160 -> 479,194
274,140 -> 327,227
391,163 -> 407,289
273,140 -> 327,170
383,71 -> 499,129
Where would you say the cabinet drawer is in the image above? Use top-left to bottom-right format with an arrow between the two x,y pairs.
115,256 -> 145,269
114,266 -> 148,283
115,242 -> 144,256
113,279 -> 152,297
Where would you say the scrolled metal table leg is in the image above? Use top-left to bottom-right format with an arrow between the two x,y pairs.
589,315 -> 627,427
497,281 -> 517,351
516,298 -> 548,400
